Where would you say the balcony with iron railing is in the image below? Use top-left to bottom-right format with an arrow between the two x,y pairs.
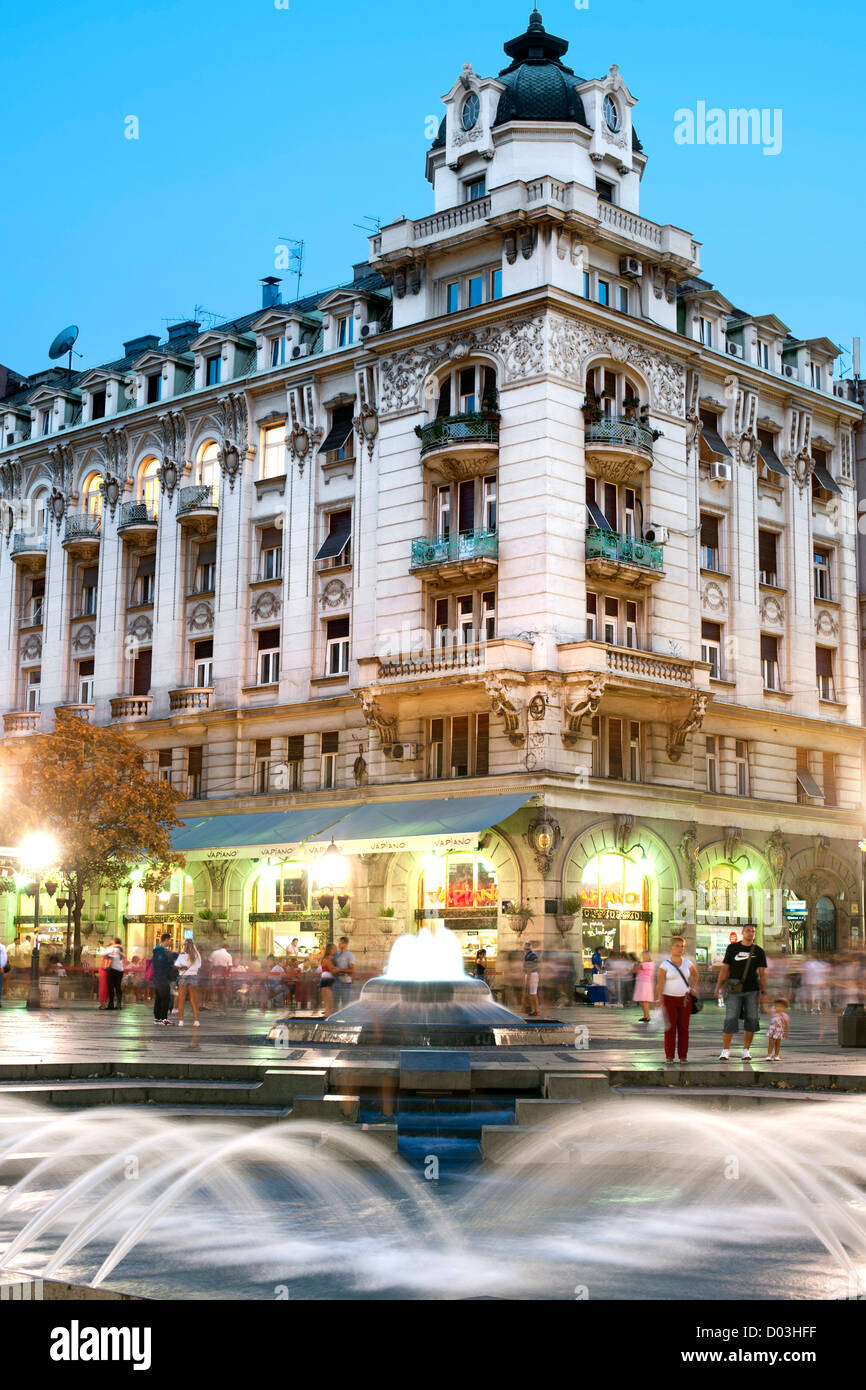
584,413 -> 655,481
11,529 -> 48,564
177,485 -> 219,524
416,411 -> 500,480
409,528 -> 498,580
118,500 -> 158,540
62,513 -> 101,555
585,527 -> 664,588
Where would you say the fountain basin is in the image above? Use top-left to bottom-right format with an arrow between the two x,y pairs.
268,975 -> 567,1047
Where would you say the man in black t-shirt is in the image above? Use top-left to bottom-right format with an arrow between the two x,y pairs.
714,924 -> 767,1061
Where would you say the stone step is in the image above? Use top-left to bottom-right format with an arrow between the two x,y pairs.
0,1069 -> 328,1108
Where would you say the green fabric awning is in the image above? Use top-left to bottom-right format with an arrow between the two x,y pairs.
172,809 -> 345,861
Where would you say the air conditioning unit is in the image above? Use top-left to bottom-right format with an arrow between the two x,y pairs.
390,742 -> 418,761
709,460 -> 733,483
726,341 -> 744,358
360,322 -> 380,339
619,256 -> 642,278
834,383 -> 847,399
291,343 -> 311,359
783,364 -> 795,378
644,524 -> 669,545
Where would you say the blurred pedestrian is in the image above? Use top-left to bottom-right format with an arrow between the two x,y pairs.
656,935 -> 699,1065
765,996 -> 790,1061
175,939 -> 202,1027
589,946 -> 607,1007
633,949 -> 655,1022
151,932 -> 178,1027
0,938 -> 8,1008
523,941 -> 541,1017
104,938 -> 124,1011
333,936 -> 355,1010
319,942 -> 338,1017
474,946 -> 487,981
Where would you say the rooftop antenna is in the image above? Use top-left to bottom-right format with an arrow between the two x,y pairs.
854,336 -> 861,383
353,215 -> 382,235
48,324 -> 80,380
279,238 -> 305,300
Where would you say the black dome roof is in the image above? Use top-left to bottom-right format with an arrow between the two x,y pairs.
494,8 -> 588,128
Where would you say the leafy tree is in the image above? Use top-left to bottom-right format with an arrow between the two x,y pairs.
0,710 -> 185,964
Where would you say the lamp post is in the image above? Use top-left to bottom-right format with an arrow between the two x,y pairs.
57,892 -> 73,965
18,832 -> 59,1010
315,838 -> 348,947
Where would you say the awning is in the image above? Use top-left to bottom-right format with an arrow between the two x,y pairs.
796,769 -> 823,800
812,463 -> 842,496
305,793 -> 533,857
318,411 -> 354,454
172,809 -> 345,862
586,501 -> 613,532
699,425 -> 732,462
315,511 -> 352,561
758,440 -> 789,477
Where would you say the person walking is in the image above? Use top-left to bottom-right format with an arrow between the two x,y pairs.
633,950 -> 655,1023
319,942 -> 338,1017
474,947 -> 488,981
151,932 -> 178,1027
97,946 -> 111,1009
715,923 -> 768,1061
333,936 -> 355,1010
523,941 -> 541,1018
175,939 -> 202,1027
589,946 -> 607,1007
0,938 -> 8,1008
656,935 -> 699,1065
104,939 -> 124,1011
765,997 -> 790,1061
209,944 -> 233,1012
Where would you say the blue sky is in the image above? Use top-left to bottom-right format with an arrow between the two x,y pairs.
0,0 -> 862,375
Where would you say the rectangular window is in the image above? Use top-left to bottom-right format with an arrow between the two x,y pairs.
316,508 -> 352,568
90,389 -> 106,420
490,268 -> 502,300
706,734 -> 719,794
700,513 -> 720,571
451,715 -> 469,777
433,597 -> 449,649
625,600 -> 638,649
25,668 -> 41,712
476,713 -> 490,777
758,530 -> 778,586
591,715 -> 601,776
321,731 -> 338,790
260,424 -> 286,480
436,484 -> 451,539
157,749 -> 173,785
482,475 -> 497,532
206,355 -> 221,386
326,615 -> 350,676
481,590 -> 496,641
603,596 -> 618,646
259,526 -> 283,581
318,404 -> 355,459
758,342 -> 770,370
586,591 -> 597,641
623,487 -> 637,538
194,540 -> 217,594
735,739 -> 750,797
628,721 -> 641,782
699,317 -> 713,348
813,547 -> 832,600
338,315 -> 355,347
193,639 -> 213,689
146,372 -> 162,404
80,565 -> 99,617
187,746 -> 203,800
255,738 -> 271,794
429,714 -> 488,779
761,634 -> 780,691
467,275 -> 484,307
133,552 -> 155,606
132,647 -> 152,696
269,336 -> 287,366
816,646 -> 835,701
77,658 -> 95,706
430,717 -> 445,780
823,752 -> 837,808
596,178 -> 614,204
582,271 -> 591,299
287,734 -> 304,792
701,620 -> 722,679
597,279 -> 610,307
465,177 -> 486,202
607,718 -> 624,780
257,628 -> 281,685
810,362 -> 822,390
446,281 -> 460,314
618,285 -> 629,314
30,576 -> 45,627
796,748 -> 823,804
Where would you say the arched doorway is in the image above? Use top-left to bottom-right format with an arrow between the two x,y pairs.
815,896 -> 837,954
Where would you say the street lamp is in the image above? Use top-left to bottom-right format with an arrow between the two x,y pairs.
18,832 -> 59,1010
315,839 -> 348,946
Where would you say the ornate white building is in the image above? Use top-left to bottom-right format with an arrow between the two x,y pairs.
1,8 -> 863,973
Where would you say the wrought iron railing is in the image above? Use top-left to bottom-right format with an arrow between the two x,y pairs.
585,528 -> 663,572
64,513 -> 101,543
11,529 -> 47,555
417,412 -> 500,456
119,501 -> 158,528
410,529 -> 498,571
177,485 -> 218,516
585,413 -> 654,457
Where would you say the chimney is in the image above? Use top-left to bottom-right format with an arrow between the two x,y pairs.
261,276 -> 282,309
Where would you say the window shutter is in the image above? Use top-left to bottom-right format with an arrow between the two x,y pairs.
816,647 -> 833,677
288,735 -> 305,761
257,627 -> 280,650
260,527 -> 282,549
188,747 -> 203,775
197,541 -> 217,566
760,635 -> 777,662
326,616 -> 350,640
321,731 -> 339,754
82,565 -> 99,588
136,552 -> 156,579
758,532 -> 777,574
194,639 -> 213,660
255,739 -> 270,759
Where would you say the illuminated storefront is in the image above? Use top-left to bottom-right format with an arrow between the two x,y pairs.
417,851 -> 499,968
249,860 -> 327,956
124,869 -> 195,956
580,853 -> 653,957
697,862 -> 759,964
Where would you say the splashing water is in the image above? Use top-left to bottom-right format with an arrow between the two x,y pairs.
383,924 -> 467,982
2,1094 -> 866,1299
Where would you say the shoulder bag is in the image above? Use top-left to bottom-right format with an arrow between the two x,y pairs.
666,958 -> 703,1013
727,944 -> 756,995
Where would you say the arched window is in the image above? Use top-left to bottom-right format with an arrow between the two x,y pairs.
434,363 -> 498,419
196,440 -> 220,497
697,863 -> 757,928
138,457 -> 160,515
815,895 -> 837,953
584,365 -> 644,420
82,473 -> 103,520
31,487 -> 48,534
580,851 -> 651,955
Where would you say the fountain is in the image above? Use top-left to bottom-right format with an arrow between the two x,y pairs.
270,924 -> 566,1046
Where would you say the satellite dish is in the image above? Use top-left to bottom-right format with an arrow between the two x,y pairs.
48,325 -> 79,378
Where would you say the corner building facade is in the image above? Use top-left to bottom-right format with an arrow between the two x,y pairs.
1,9 -> 863,975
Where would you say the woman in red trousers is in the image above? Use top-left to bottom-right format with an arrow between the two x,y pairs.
655,935 -> 700,1065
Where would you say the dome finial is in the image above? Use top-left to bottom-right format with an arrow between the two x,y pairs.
529,7 -> 543,29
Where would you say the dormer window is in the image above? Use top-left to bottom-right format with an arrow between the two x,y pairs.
699,317 -> 713,348
464,177 -> 486,203
269,336 -> 287,366
146,372 -> 162,404
90,389 -> 106,420
461,93 -> 480,130
604,95 -> 621,132
337,315 -> 354,348
205,354 -> 221,386
810,363 -> 822,390
40,409 -> 52,437
758,341 -> 770,370
596,178 -> 615,205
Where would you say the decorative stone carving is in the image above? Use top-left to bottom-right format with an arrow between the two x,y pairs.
288,421 -> 319,475
47,443 -> 74,494
354,403 -> 379,460
760,595 -> 784,627
188,602 -> 215,633
72,624 -> 95,652
320,578 -> 349,610
723,827 -> 742,862
562,675 -> 605,746
379,314 -> 545,414
353,746 -> 368,787
485,675 -> 525,747
525,814 -> 562,878
525,730 -> 545,771
48,487 -> 67,530
358,691 -> 399,751
251,591 -> 281,623
128,614 -> 153,643
21,634 -> 42,661
158,412 -> 187,498
206,858 -> 231,893
667,691 -> 708,762
792,451 -> 813,496
613,814 -> 634,855
815,610 -> 839,637
528,693 -> 547,721
99,473 -> 123,520
679,821 -> 700,890
765,828 -> 791,885
548,313 -> 686,417
217,393 -> 255,491
814,835 -> 829,869
701,581 -> 727,613
0,458 -> 22,500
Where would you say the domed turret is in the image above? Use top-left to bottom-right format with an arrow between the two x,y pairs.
494,7 -> 589,128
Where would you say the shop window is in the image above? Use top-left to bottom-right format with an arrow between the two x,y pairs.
580,852 -> 650,956
697,864 -> 756,926
420,852 -> 498,911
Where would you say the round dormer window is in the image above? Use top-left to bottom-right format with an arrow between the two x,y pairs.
462,93 -> 480,131
604,95 -> 620,132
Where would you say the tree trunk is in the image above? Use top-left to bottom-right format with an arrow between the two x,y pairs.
73,889 -> 83,967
